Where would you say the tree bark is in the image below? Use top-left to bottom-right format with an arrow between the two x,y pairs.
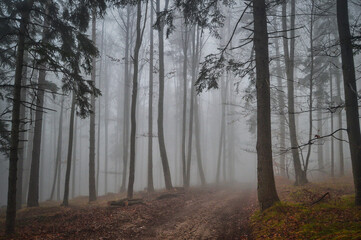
6,0 -> 34,234
128,0 -> 144,199
335,70 -> 344,176
62,93 -> 76,206
147,0 -> 155,193
253,0 -> 280,211
27,6 -> 50,207
181,24 -> 188,187
50,96 -> 64,200
282,0 -> 307,185
71,116 -> 78,198
120,6 -> 131,193
156,0 -> 173,190
336,0 -> 361,205
89,8 -> 97,202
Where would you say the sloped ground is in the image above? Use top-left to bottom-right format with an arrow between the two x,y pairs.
0,185 -> 257,239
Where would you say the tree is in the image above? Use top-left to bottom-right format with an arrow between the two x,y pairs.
282,0 -> 307,185
156,0 -> 173,190
147,0 -> 155,193
49,96 -> 64,201
336,0 -> 361,205
127,0 -> 146,199
27,3 -> 51,207
5,0 -> 34,233
89,7 -> 97,203
253,0 -> 280,210
62,93 -> 76,206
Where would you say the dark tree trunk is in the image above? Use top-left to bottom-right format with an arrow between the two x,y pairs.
89,9 -> 97,202
282,0 -> 307,185
50,96 -> 64,201
336,0 -> 361,205
128,0 -> 143,199
147,0 -> 155,193
6,0 -> 34,234
185,27 -> 196,187
335,71 -> 344,176
62,93 -> 76,206
156,0 -> 173,190
16,50 -> 28,210
120,6 -> 131,193
253,0 -> 280,211
181,25 -> 188,187
27,8 -> 50,207
71,116 -> 78,198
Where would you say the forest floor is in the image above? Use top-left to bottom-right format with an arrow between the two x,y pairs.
252,176 -> 361,239
0,184 -> 257,239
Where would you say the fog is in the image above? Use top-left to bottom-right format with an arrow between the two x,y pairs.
0,0 -> 359,210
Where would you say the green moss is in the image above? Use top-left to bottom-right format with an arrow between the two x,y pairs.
252,194 -> 361,239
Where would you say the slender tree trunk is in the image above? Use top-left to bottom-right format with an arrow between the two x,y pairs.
274,25 -> 286,177
305,1 -> 315,173
336,0 -> 361,205
127,0 -> 143,199
317,92 -> 324,171
181,25 -> 188,187
156,0 -> 173,190
253,0 -> 280,211
216,76 -> 225,183
16,51 -> 28,210
96,19 -> 104,195
71,116 -> 78,198
104,48 -> 109,194
336,70 -> 344,176
120,6 -> 131,193
62,93 -> 76,206
6,0 -> 34,233
147,0 -> 155,193
330,68 -> 334,177
185,27 -> 197,187
27,8 -> 50,207
50,96 -> 64,200
282,0 -> 307,185
89,9 -> 97,202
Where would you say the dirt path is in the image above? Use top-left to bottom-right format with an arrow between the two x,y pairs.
1,186 -> 257,240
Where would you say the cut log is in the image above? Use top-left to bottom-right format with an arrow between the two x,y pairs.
156,193 -> 182,200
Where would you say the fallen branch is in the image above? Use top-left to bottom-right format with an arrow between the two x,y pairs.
109,198 -> 144,207
311,192 -> 330,206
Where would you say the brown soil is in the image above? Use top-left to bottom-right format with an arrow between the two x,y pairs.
0,185 -> 257,240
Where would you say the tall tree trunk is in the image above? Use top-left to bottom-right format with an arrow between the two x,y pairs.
181,24 -> 188,187
317,93 -> 324,171
193,27 -> 206,185
216,75 -> 225,183
96,19 -> 104,195
330,68 -> 334,177
27,7 -> 50,207
127,0 -> 143,199
305,0 -> 315,174
120,6 -> 131,193
50,96 -> 64,200
6,0 -> 34,233
147,0 -> 155,193
16,51 -> 28,210
336,0 -> 361,205
336,70 -> 344,176
71,116 -> 78,198
274,24 -> 286,177
253,0 -> 280,211
282,0 -> 307,185
104,45 -> 109,194
89,8 -> 97,202
62,93 -> 76,206
185,27 -> 196,187
156,0 -> 173,190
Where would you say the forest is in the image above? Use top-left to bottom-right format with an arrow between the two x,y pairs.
0,0 -> 361,239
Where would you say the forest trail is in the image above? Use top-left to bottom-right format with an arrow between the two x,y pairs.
0,185 -> 257,240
